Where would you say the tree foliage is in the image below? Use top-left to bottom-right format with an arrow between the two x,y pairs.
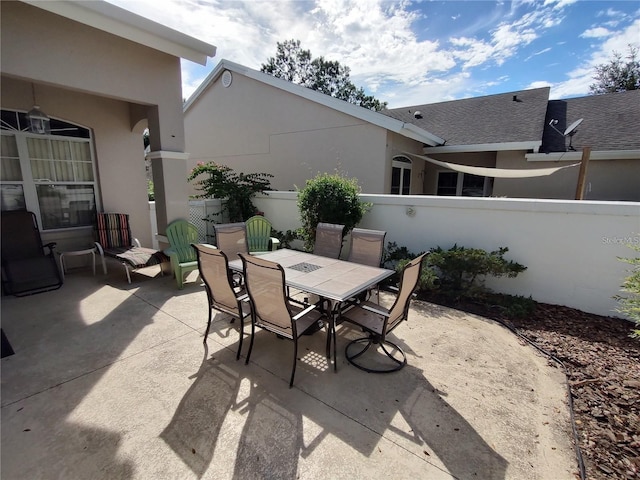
589,44 -> 640,94
188,162 -> 273,222
261,39 -> 387,111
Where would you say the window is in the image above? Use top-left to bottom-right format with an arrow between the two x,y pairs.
0,109 -> 98,230
437,171 -> 493,197
391,156 -> 411,195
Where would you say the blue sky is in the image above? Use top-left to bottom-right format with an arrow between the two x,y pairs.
108,0 -> 640,108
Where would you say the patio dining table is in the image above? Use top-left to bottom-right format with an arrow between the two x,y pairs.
227,248 -> 395,370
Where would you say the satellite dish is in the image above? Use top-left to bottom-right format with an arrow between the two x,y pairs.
564,118 -> 583,137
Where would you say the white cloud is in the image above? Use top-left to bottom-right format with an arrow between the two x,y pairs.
549,18 -> 640,98
106,0 -> 640,107
580,27 -> 612,38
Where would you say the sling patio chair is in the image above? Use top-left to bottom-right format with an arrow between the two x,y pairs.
165,219 -> 199,289
192,244 -> 250,358
1,210 -> 63,296
339,253 -> 427,373
213,222 -> 248,261
346,227 -> 387,303
239,253 -> 326,388
245,215 -> 280,253
95,213 -> 168,284
313,222 -> 345,259
213,221 -> 249,286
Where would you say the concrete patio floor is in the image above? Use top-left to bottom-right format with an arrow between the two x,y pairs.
1,265 -> 577,479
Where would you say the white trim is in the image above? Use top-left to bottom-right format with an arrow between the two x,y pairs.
424,141 -> 541,154
22,0 -> 216,65
145,150 -> 190,161
183,59 -> 445,147
526,150 -> 640,162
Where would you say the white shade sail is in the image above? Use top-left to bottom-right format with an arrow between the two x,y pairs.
404,152 -> 580,178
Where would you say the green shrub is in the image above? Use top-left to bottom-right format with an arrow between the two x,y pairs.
272,229 -> 301,249
188,162 -> 273,222
147,180 -> 154,201
428,245 -> 527,294
614,243 -> 640,338
297,172 -> 370,251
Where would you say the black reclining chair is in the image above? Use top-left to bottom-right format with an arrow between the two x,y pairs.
1,210 -> 63,296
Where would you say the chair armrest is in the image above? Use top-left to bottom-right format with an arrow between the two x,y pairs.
292,303 -> 317,320
133,238 -> 141,247
164,247 -> 177,257
360,302 -> 390,317
269,237 -> 280,251
94,242 -> 104,255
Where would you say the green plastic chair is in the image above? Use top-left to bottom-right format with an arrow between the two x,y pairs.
164,219 -> 200,289
245,216 -> 280,253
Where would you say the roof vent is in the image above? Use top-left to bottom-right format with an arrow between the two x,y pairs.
512,95 -> 523,102
414,110 -> 423,119
221,70 -> 233,88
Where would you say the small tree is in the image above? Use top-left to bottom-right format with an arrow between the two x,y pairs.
589,44 -> 640,94
297,172 -> 370,251
188,162 -> 273,222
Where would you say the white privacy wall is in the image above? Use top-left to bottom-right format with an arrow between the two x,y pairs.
254,192 -> 640,318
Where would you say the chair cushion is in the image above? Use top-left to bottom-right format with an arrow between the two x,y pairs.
104,247 -> 168,268
96,213 -> 132,249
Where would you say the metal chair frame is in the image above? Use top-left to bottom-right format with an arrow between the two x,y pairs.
340,253 -> 427,373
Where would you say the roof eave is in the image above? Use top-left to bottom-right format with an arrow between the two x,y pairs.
22,0 -> 216,65
184,59 -> 444,146
424,141 -> 542,154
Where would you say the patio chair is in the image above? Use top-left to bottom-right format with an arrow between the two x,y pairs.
1,210 -> 63,296
245,215 -> 280,253
193,244 -> 250,358
347,228 -> 387,302
347,228 -> 386,267
165,219 -> 200,289
95,213 -> 168,284
339,253 -> 427,373
213,222 -> 249,286
313,222 -> 344,259
239,253 -> 325,387
213,222 -> 248,261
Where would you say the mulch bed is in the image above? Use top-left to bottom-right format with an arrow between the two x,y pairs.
420,293 -> 640,479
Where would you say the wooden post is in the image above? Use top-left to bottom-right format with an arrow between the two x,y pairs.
575,147 -> 591,200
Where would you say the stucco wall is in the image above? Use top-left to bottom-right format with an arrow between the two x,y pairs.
184,71 -> 390,193
1,1 -> 185,152
1,1 -> 191,248
1,78 -> 152,248
253,191 -> 640,319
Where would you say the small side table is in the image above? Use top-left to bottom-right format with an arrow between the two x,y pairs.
59,247 -> 98,280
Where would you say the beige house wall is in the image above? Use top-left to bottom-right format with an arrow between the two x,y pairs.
1,1 -> 194,247
184,72 -> 392,194
1,78 -> 151,248
495,151 -> 640,201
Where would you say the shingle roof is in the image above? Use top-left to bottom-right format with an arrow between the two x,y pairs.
541,89 -> 640,153
384,87 -> 550,146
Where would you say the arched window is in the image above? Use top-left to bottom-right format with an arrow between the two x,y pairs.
391,156 -> 412,195
1,109 -> 98,230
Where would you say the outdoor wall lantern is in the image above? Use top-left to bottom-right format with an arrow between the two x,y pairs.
27,105 -> 51,134
27,84 -> 50,134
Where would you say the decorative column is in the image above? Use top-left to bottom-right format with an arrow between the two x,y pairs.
147,150 -> 190,241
